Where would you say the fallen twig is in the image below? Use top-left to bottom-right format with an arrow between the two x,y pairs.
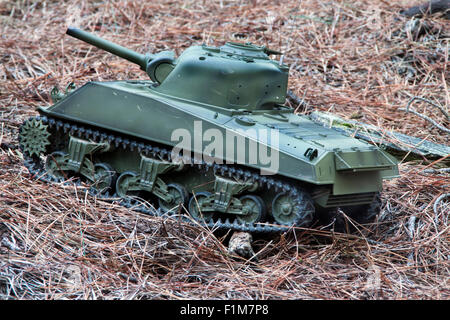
433,193 -> 450,226
399,96 -> 450,134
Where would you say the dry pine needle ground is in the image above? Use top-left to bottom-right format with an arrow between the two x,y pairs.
0,0 -> 449,299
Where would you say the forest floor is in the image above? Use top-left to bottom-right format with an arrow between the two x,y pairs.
0,0 -> 448,299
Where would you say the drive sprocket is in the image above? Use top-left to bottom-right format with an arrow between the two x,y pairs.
18,117 -> 50,157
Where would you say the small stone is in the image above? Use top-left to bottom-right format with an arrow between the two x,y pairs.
228,231 -> 257,260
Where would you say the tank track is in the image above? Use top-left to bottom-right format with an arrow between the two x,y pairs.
20,115 -> 315,233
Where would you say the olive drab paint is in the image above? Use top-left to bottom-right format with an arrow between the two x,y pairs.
23,27 -> 399,230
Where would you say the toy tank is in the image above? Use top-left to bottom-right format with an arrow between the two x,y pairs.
18,27 -> 399,232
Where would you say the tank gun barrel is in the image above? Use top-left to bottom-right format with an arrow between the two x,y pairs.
66,27 -> 150,71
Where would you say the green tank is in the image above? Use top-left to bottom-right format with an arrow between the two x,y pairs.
18,27 -> 399,233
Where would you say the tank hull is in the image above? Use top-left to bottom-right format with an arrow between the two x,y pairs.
38,80 -> 398,197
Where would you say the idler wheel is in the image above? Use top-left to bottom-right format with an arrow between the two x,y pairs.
92,162 -> 116,193
237,195 -> 266,224
158,183 -> 188,213
271,191 -> 315,227
116,171 -> 140,198
44,151 -> 68,181
188,191 -> 213,222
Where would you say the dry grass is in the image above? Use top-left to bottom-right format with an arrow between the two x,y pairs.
0,0 -> 448,300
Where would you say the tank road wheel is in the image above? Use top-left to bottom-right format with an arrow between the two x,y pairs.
271,191 -> 315,227
92,162 -> 117,193
188,191 -> 213,222
19,118 -> 50,158
44,151 -> 69,181
158,183 -> 188,213
116,171 -> 140,198
237,195 -> 267,224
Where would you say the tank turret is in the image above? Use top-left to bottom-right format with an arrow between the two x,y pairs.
66,27 -> 288,110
